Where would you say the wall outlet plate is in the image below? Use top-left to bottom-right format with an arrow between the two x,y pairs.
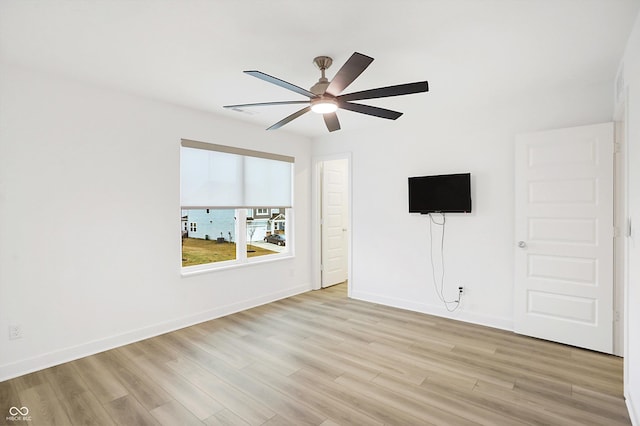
9,324 -> 23,340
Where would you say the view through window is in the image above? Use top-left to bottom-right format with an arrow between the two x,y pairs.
181,208 -> 288,267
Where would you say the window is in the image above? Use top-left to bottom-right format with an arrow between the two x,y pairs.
182,209 -> 237,266
247,208 -> 287,259
180,139 -> 293,271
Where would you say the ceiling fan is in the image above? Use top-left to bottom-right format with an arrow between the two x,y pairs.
223,52 -> 429,132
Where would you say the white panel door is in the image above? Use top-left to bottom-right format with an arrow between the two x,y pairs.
514,123 -> 614,353
321,159 -> 348,288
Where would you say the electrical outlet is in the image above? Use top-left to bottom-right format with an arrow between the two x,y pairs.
9,324 -> 23,340
458,286 -> 464,294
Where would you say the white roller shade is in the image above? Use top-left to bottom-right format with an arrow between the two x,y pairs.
180,139 -> 293,209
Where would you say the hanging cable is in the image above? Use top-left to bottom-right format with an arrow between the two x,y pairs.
428,212 -> 462,312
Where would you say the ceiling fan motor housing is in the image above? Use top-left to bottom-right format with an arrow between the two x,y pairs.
310,80 -> 330,95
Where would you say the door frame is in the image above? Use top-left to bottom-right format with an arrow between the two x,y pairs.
614,106 -> 627,358
613,86 -> 629,365
311,153 -> 352,295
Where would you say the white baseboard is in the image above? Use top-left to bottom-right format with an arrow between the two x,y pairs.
350,289 -> 513,332
0,283 -> 311,382
627,387 -> 639,426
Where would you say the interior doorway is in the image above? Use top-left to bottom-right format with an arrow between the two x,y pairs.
313,154 -> 351,292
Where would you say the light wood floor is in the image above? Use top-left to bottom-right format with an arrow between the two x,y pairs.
0,283 -> 630,425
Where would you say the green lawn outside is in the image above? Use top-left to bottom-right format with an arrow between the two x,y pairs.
182,238 -> 277,267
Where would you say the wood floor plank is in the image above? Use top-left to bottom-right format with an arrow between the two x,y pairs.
41,362 -> 88,399
291,367 -> 430,425
58,390 -> 117,426
495,343 -> 622,384
104,394 -> 160,426
18,382 -> 73,425
320,338 -> 429,385
186,328 -> 255,370
10,368 -> 47,393
159,332 -> 327,425
423,371 -> 478,392
195,361 -> 327,425
0,283 -> 629,425
234,333 -> 302,376
510,377 -> 630,425
126,354 -> 225,421
165,356 -> 276,426
203,408 -> 251,426
43,362 -> 113,424
259,414 -> 299,426
149,399 -> 204,426
571,384 -> 631,420
372,372 -> 518,426
99,349 -> 174,411
472,379 -> 608,426
406,340 -> 521,389
243,360 -> 384,426
269,334 -> 381,382
335,372 -> 478,426
73,354 -> 129,403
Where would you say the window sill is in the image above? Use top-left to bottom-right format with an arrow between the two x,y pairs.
180,253 -> 295,277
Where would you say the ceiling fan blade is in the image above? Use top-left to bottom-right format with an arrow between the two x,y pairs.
325,52 -> 374,96
267,106 -> 312,130
323,112 -> 341,132
223,100 -> 310,109
245,70 -> 317,98
338,101 -> 403,120
338,81 -> 429,102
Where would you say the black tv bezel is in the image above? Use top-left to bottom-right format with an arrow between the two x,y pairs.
408,173 -> 472,214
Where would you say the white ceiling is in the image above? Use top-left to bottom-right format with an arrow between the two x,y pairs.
1,0 -> 638,138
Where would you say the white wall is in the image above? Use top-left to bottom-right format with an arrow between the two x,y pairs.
0,63 -> 313,380
312,80 -> 615,330
620,10 -> 640,425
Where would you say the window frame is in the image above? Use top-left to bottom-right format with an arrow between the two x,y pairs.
181,207 -> 293,275
180,139 -> 294,275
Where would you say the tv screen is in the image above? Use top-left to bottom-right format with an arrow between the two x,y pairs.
408,173 -> 472,214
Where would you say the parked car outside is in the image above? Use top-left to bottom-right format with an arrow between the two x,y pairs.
264,234 -> 286,246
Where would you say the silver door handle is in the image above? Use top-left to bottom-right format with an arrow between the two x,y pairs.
518,241 -> 527,248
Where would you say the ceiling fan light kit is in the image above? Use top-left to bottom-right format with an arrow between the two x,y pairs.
310,98 -> 338,114
224,52 -> 429,132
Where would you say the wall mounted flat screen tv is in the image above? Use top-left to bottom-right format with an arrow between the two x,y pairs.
408,173 -> 472,214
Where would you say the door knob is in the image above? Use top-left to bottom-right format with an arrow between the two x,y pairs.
518,241 -> 527,248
